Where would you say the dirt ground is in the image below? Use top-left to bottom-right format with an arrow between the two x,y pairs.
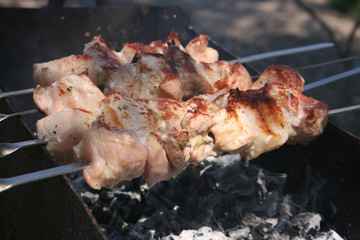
1,0 -> 360,135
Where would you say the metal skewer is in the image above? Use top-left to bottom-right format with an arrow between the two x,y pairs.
0,42 -> 334,101
2,66 -> 358,123
0,162 -> 87,192
0,101 -> 358,160
2,65 -> 358,121
304,67 -> 360,91
0,65 -> 359,158
0,109 -> 38,122
0,87 -> 34,99
230,43 -> 334,64
0,139 -> 47,158
0,101 -> 358,193
328,104 -> 360,116
3,65 -> 358,123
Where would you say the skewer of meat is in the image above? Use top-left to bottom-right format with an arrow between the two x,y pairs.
33,32 -> 219,87
73,81 -> 327,189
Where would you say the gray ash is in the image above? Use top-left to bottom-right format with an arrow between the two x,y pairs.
70,154 -> 344,240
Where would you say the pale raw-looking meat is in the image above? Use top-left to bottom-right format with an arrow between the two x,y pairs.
33,73 -> 106,115
74,81 -> 327,189
105,46 -> 252,100
73,128 -> 147,189
36,108 -> 96,164
33,32 -> 219,87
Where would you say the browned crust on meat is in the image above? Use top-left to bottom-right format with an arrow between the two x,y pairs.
255,65 -> 304,92
88,36 -> 122,70
228,86 -> 283,135
125,42 -> 163,54
156,98 -> 183,120
188,97 -> 208,112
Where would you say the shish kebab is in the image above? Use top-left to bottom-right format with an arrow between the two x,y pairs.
32,35 -> 303,164
0,33 -> 351,101
0,76 -> 327,192
2,33 -> 327,191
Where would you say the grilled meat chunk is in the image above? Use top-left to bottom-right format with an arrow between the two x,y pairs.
74,93 -> 187,188
33,73 -> 105,115
185,34 -> 219,63
251,65 -> 304,92
73,128 -> 147,189
33,55 -> 97,87
36,108 -> 96,164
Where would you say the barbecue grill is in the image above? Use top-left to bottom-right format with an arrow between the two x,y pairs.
0,6 -> 359,240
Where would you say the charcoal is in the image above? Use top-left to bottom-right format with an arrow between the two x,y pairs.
228,227 -> 251,239
165,226 -> 229,240
73,155 -> 344,239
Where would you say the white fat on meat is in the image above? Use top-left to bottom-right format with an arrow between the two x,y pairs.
36,108 -> 96,164
33,73 -> 105,115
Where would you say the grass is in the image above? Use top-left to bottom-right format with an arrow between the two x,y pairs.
328,0 -> 360,17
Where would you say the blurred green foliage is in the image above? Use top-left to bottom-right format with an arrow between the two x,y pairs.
328,0 -> 360,16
